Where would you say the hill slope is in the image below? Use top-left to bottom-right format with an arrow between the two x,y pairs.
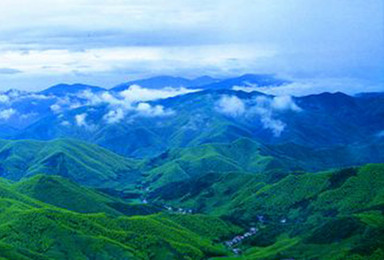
14,175 -> 158,216
0,175 -> 240,260
0,138 -> 140,188
150,164 -> 384,260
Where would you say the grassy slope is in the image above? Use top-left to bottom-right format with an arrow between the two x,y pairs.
0,176 -> 240,260
0,138 -> 140,188
1,137 -> 383,259
13,175 -> 158,216
143,138 -> 288,190
144,137 -> 384,193
204,164 -> 384,260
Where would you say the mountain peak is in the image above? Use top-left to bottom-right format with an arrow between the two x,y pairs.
40,83 -> 105,96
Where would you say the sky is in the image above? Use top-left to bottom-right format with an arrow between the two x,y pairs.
0,0 -> 383,92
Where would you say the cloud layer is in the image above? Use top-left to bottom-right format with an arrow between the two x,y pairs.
216,94 -> 301,136
0,83 -> 188,128
0,0 -> 382,92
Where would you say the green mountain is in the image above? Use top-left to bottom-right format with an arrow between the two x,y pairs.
0,175 -> 241,260
151,164 -> 384,260
1,84 -> 384,259
12,90 -> 384,158
14,175 -> 158,216
0,138 -> 140,188
2,162 -> 382,260
143,137 -> 384,191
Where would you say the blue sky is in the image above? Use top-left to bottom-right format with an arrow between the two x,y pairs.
0,0 -> 383,92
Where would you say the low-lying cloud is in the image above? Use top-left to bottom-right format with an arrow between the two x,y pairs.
75,85 -> 187,124
216,94 -> 301,136
238,78 -> 383,97
119,85 -> 199,103
0,84 -> 190,127
215,95 -> 245,117
0,108 -> 16,120
74,113 -> 97,131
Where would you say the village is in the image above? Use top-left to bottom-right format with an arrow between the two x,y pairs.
224,226 -> 259,255
141,196 -> 290,256
224,215 -> 288,255
141,198 -> 195,215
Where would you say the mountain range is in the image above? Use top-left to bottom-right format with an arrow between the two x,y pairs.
0,73 -> 383,260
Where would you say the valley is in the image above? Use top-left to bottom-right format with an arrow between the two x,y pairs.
0,75 -> 383,259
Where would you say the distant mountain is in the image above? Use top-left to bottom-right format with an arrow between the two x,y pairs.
111,74 -> 288,92
200,73 -> 290,90
355,92 -> 384,98
10,89 -> 384,158
0,124 -> 17,138
1,74 -> 384,260
40,83 -> 105,96
112,75 -> 219,91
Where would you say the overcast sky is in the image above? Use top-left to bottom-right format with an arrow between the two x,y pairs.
0,0 -> 383,92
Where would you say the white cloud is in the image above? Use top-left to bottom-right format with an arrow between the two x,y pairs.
73,86 -> 190,123
103,108 -> 125,124
75,113 -> 87,127
216,94 -> 301,136
250,97 -> 286,137
215,95 -> 245,117
60,120 -> 71,126
0,94 -> 10,103
74,113 -> 97,131
271,95 -> 301,111
119,85 -> 199,103
50,104 -> 62,113
258,112 -> 286,137
255,78 -> 384,96
0,108 -> 16,120
0,0 -> 382,92
251,95 -> 302,136
136,102 -> 174,117
77,85 -> 197,107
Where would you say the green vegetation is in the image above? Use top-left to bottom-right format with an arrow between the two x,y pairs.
0,138 -> 140,188
0,175 -> 239,260
150,164 -> 384,260
0,136 -> 383,259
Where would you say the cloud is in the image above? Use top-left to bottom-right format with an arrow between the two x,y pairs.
75,113 -> 87,127
255,78 -> 384,96
119,85 -> 200,103
136,102 -> 174,117
77,85 -> 197,107
249,96 -> 287,136
50,104 -> 62,113
268,95 -> 301,112
73,112 -> 96,131
73,86 -> 190,123
0,68 -> 22,74
0,108 -> 16,120
0,89 -> 52,108
103,108 -> 125,124
257,110 -> 286,137
1,0 -> 382,92
215,95 -> 245,117
103,102 -> 174,124
60,120 -> 71,126
216,94 -> 301,136
0,94 -> 10,103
